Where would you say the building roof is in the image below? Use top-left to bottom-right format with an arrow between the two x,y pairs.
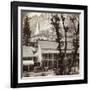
41,49 -> 59,54
23,40 -> 74,58
38,40 -> 73,50
38,40 -> 58,50
23,60 -> 34,65
23,46 -> 37,57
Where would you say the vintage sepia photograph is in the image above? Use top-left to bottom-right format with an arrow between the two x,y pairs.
11,1 -> 87,88
21,11 -> 80,78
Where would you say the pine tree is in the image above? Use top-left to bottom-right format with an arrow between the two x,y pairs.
23,16 -> 31,46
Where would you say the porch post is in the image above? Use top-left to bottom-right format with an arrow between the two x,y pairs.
28,65 -> 29,72
52,54 -> 54,68
57,60 -> 58,68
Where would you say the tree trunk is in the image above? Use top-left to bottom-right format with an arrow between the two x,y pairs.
64,31 -> 67,57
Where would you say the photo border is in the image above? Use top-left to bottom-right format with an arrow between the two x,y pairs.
11,1 -> 88,88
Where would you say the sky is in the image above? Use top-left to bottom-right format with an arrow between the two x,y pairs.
26,12 -> 42,17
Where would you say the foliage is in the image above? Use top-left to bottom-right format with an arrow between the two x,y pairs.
23,16 -> 31,46
51,14 -> 79,75
69,15 -> 79,67
61,14 -> 69,57
51,14 -> 64,75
